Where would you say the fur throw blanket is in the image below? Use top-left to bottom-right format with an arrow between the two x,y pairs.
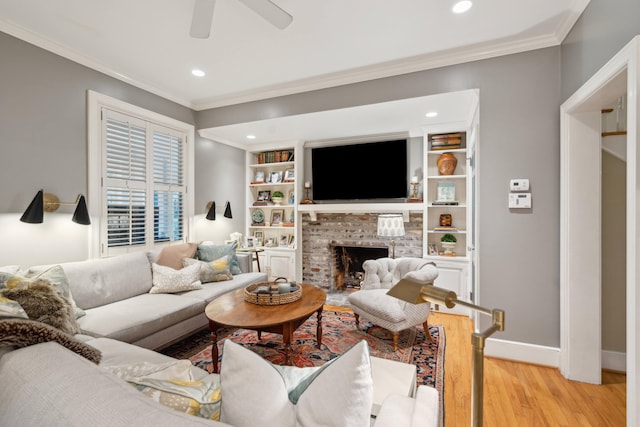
0,279 -> 80,335
0,318 -> 101,364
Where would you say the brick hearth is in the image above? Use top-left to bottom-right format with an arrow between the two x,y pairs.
301,212 -> 423,289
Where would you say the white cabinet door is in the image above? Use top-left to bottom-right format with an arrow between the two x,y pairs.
266,250 -> 294,281
432,258 -> 469,316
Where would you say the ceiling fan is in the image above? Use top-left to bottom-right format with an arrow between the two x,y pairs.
190,0 -> 293,39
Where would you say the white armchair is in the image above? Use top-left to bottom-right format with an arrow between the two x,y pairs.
348,257 -> 438,351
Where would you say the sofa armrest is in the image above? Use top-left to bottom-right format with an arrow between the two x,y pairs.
235,252 -> 252,273
374,385 -> 439,427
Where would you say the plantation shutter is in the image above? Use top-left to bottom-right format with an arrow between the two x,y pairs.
151,129 -> 185,243
101,109 -> 187,256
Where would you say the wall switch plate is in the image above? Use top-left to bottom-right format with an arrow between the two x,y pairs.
510,179 -> 530,191
509,193 -> 532,208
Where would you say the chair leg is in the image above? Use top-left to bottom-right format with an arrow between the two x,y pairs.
354,313 -> 360,329
392,331 -> 399,352
424,321 -> 434,342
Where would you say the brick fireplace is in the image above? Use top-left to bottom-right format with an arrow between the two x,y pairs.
301,212 -> 423,290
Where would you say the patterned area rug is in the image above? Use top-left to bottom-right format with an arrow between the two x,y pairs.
162,308 -> 446,399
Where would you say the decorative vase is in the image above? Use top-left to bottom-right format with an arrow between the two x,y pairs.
437,153 -> 458,175
271,196 -> 284,205
441,241 -> 456,256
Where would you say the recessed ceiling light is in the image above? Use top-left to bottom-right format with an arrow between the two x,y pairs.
425,112 -> 438,118
452,1 -> 472,14
246,135 -> 256,139
191,69 -> 205,77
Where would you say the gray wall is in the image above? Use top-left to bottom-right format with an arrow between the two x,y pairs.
561,0 -> 640,101
197,47 -> 563,347
0,32 -> 248,261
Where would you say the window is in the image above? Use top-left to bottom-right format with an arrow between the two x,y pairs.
88,91 -> 194,258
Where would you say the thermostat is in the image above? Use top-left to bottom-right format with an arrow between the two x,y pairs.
509,193 -> 532,209
510,179 -> 530,191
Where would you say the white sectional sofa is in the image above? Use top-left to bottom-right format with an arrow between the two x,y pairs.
33,248 -> 266,350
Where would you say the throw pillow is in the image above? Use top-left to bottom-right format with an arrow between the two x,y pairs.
7,265 -> 86,319
155,242 -> 199,270
219,340 -> 373,427
150,262 -> 202,294
0,318 -> 101,363
197,241 -> 242,275
0,297 -> 28,319
0,279 -> 80,335
183,256 -> 233,283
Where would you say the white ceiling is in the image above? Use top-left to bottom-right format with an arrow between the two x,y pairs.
1,0 -> 589,110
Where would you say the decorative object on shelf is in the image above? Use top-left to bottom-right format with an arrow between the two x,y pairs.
283,169 -> 295,182
439,214 -> 452,227
429,132 -> 465,150
269,171 -> 283,184
387,278 -> 505,427
253,170 -> 265,183
271,191 -> 284,205
21,190 -> 91,225
257,190 -> 271,202
436,181 -> 456,203
301,181 -> 314,204
376,214 -> 405,259
270,209 -> 284,225
407,175 -> 422,203
437,152 -> 458,175
440,233 -> 457,256
279,234 -> 289,247
427,243 -> 438,255
289,191 -> 295,205
251,209 -> 265,225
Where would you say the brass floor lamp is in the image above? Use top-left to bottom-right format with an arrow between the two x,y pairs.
387,279 -> 505,427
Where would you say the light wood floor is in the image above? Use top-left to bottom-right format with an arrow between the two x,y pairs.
430,311 -> 626,426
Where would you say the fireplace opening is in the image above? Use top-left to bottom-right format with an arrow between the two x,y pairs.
331,245 -> 388,290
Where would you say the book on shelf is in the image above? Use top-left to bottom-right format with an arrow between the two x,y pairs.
256,150 -> 295,164
253,201 -> 272,206
433,226 -> 458,231
429,132 -> 466,150
432,201 -> 459,206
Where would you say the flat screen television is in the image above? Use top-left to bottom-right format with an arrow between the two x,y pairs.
311,139 -> 407,201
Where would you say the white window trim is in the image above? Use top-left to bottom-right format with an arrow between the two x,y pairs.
87,90 -> 195,258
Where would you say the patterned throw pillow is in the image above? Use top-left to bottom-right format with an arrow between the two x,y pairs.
0,297 -> 28,319
196,241 -> 242,275
149,262 -> 202,294
183,256 -> 233,283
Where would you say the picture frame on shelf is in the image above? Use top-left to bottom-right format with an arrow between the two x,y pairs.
283,169 -> 295,182
253,230 -> 263,241
265,237 -> 275,247
436,181 -> 456,202
288,235 -> 295,248
254,170 -> 265,183
271,209 -> 284,225
270,171 -> 283,184
428,243 -> 438,255
257,190 -> 271,201
279,234 -> 289,247
246,237 -> 254,248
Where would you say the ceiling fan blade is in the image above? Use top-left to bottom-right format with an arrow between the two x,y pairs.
237,0 -> 293,30
190,0 -> 216,38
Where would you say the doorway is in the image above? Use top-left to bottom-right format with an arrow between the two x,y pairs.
560,36 -> 639,426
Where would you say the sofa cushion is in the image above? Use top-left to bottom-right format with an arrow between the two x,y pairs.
197,242 -> 242,275
183,257 -> 232,284
219,339 -> 373,427
77,293 -> 205,343
150,262 -> 202,294
57,251 -> 153,309
179,272 -> 267,304
0,297 -> 28,319
154,242 -> 198,270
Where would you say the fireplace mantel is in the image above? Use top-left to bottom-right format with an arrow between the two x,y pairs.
298,202 -> 423,221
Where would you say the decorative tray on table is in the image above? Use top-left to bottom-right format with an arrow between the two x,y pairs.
244,277 -> 301,306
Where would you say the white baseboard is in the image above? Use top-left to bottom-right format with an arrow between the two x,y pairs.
483,339 -> 628,373
484,338 -> 560,367
602,349 -> 626,372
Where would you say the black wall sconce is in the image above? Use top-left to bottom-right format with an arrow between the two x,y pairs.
21,190 -> 91,225
205,201 -> 232,221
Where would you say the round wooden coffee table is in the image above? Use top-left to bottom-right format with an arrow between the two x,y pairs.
205,283 -> 326,373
